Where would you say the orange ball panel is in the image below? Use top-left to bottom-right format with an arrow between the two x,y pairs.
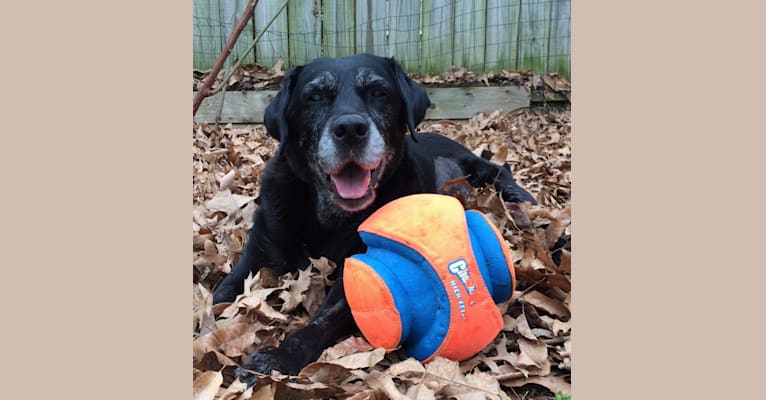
343,257 -> 402,350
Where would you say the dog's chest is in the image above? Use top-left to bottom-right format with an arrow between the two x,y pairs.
298,196 -> 368,263
303,220 -> 365,265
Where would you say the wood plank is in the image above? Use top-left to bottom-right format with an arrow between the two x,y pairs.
322,0 -> 355,58
548,0 -> 570,77
193,0 -> 222,70
287,0 -> 321,66
517,0 -> 553,73
388,0 -> 422,73
485,0 -> 521,72
254,0 -> 289,68
355,0 -> 388,56
220,0 -> 255,66
194,91 -> 278,124
423,86 -> 529,119
453,0 -> 487,73
422,0 -> 455,75
193,86 -> 530,123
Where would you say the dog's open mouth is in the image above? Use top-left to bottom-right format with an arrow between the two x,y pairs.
331,163 -> 372,199
326,159 -> 384,211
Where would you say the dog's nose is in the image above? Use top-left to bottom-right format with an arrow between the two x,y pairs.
332,114 -> 369,140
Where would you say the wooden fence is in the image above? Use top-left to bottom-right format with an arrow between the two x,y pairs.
193,0 -> 570,76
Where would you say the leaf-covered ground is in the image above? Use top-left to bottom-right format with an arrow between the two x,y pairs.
193,107 -> 571,400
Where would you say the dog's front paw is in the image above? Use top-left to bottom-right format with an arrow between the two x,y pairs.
237,348 -> 302,386
500,183 -> 537,205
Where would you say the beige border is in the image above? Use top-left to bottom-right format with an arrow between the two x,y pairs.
3,1 -> 189,398
574,2 -> 765,399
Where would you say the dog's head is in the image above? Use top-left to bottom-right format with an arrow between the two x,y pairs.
264,54 -> 431,212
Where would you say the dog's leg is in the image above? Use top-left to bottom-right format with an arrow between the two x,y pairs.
237,280 -> 355,385
212,158 -> 312,304
461,157 -> 537,205
212,207 -> 310,304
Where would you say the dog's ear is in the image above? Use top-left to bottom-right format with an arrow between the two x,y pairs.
264,65 -> 303,151
388,57 -> 431,138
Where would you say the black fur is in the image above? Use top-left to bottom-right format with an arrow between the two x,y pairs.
211,54 -> 536,385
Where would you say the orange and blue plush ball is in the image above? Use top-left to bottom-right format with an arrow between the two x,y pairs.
343,194 -> 516,362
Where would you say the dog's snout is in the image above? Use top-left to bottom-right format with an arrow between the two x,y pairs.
332,115 -> 369,140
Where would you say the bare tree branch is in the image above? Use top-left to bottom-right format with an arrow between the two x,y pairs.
193,0 -> 258,117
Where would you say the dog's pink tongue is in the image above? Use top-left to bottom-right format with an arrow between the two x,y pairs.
331,165 -> 371,199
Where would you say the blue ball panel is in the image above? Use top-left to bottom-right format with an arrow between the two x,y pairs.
464,210 -> 513,303
358,231 -> 451,361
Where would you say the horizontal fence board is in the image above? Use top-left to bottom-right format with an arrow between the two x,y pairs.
195,91 -> 278,124
193,86 -> 531,123
424,86 -> 530,119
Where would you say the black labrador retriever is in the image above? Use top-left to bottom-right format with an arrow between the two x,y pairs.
212,54 -> 535,384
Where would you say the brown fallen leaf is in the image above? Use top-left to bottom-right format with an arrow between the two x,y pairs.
519,290 -> 571,319
278,267 -> 312,313
319,336 -> 374,361
491,144 -> 509,165
386,357 -> 426,378
422,356 -> 462,394
327,348 -> 386,370
193,233 -> 215,250
253,301 -> 289,323
514,312 -> 538,340
219,168 -> 237,190
218,379 -> 251,400
301,274 -> 327,317
193,283 -> 216,336
546,274 -> 571,292
205,190 -> 255,216
272,58 -> 285,77
512,338 -> 551,379
277,380 -> 340,399
193,239 -> 228,271
502,374 -> 571,396
236,286 -> 282,311
194,350 -> 237,371
246,383 -> 272,400
456,371 -> 510,400
405,384 -> 436,400
544,206 -> 571,250
193,320 -> 257,359
559,249 -> 571,273
346,388 -> 386,400
192,370 -> 223,400
366,370 -> 409,400
298,362 -> 351,385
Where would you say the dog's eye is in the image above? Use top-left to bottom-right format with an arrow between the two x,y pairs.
369,88 -> 387,99
307,92 -> 323,102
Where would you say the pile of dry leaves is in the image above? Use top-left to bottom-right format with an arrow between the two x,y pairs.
193,108 -> 571,400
